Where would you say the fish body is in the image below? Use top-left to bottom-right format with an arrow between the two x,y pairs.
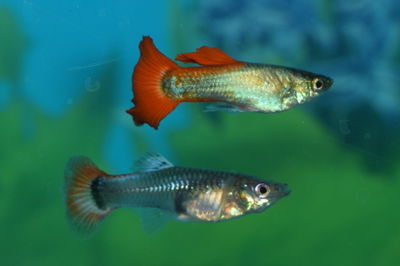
65,154 -> 290,236
127,36 -> 333,129
163,63 -> 330,112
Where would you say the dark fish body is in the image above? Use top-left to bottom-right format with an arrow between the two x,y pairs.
96,166 -> 289,222
65,154 -> 290,236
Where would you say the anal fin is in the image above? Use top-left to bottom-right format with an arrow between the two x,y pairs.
135,208 -> 172,235
204,102 -> 251,113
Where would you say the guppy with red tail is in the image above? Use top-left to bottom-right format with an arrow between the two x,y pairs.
127,36 -> 333,129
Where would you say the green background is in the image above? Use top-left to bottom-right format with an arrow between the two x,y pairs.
1,1 -> 400,266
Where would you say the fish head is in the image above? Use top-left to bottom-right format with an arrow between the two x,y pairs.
223,178 -> 290,218
244,179 -> 290,213
280,68 -> 333,109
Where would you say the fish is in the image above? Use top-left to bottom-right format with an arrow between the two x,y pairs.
64,153 -> 290,236
126,36 -> 333,129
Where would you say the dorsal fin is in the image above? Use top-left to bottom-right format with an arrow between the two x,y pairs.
175,46 -> 239,65
135,153 -> 174,172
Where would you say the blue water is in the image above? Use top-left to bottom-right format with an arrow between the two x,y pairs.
1,1 -> 399,265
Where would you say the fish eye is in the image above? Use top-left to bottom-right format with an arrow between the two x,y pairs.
255,183 -> 270,198
313,78 -> 324,91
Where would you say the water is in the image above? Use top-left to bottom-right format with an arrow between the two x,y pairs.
1,0 -> 399,265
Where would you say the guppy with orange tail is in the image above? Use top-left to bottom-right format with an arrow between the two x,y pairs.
127,36 -> 333,129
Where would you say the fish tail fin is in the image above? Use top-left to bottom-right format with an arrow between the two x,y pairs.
127,36 -> 180,129
64,156 -> 111,238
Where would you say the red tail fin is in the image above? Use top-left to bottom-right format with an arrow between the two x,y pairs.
127,36 -> 180,129
64,156 -> 111,238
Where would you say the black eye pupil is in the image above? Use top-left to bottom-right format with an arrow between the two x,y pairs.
315,80 -> 323,89
259,186 -> 267,194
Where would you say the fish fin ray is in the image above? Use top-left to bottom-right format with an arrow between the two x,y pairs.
135,208 -> 171,235
127,36 -> 180,129
64,156 -> 111,238
175,46 -> 239,65
135,153 -> 174,172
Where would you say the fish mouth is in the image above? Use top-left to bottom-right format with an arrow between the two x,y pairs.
269,183 -> 291,199
279,183 -> 291,197
323,77 -> 334,90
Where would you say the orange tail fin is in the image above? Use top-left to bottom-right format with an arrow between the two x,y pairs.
64,156 -> 111,238
127,36 -> 180,129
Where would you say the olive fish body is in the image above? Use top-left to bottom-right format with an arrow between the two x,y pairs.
163,63 -> 332,113
126,36 -> 333,129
